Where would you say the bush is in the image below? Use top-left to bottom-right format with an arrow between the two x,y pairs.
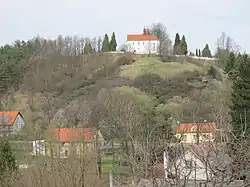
116,53 -> 135,66
0,138 -> 17,184
132,70 -> 206,102
133,73 -> 162,97
208,65 -> 222,81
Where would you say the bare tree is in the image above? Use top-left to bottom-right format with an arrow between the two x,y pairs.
93,89 -> 145,184
119,44 -> 127,52
97,37 -> 102,53
90,88 -> 175,186
215,32 -> 240,68
91,37 -> 97,52
5,144 -> 103,187
150,22 -> 172,57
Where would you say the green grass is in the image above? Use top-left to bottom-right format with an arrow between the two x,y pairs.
120,56 -> 202,79
14,150 -> 48,166
101,155 -> 130,179
115,86 -> 155,104
14,150 -> 33,165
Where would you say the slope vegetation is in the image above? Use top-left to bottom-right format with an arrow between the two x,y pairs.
119,56 -> 229,124
0,39 -> 229,138
121,56 -> 204,79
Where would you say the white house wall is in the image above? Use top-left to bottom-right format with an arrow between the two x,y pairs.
126,40 -> 159,54
180,132 -> 214,144
12,114 -> 25,133
32,140 -> 46,156
167,151 -> 212,181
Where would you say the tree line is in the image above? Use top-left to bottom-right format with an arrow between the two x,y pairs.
224,51 -> 250,136
0,32 -> 118,99
172,33 -> 212,57
223,50 -> 250,182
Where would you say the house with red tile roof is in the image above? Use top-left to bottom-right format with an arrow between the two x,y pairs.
175,123 -> 216,144
0,111 -> 25,135
46,127 -> 104,158
126,27 -> 159,54
53,128 -> 95,143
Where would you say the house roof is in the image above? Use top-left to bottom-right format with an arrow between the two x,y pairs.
186,144 -> 232,178
189,144 -> 232,167
166,143 -> 232,180
53,128 -> 95,143
0,111 -> 21,126
127,34 -> 158,41
176,123 -> 216,133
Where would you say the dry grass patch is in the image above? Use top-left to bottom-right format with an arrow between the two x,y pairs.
114,86 -> 155,105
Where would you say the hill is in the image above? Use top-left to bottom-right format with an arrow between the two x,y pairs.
119,55 -> 229,122
0,37 -> 230,140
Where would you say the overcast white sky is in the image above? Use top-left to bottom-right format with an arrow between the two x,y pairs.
0,0 -> 248,54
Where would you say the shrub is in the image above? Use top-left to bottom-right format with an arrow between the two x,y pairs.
208,65 -> 222,81
133,70 -> 206,102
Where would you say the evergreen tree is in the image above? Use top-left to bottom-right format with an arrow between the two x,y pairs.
83,42 -> 93,54
235,53 -> 244,73
101,34 -> 110,52
109,32 -> 117,51
0,138 -> 17,178
230,54 -> 250,137
201,44 -> 212,57
224,52 -> 235,74
173,33 -> 181,55
0,40 -> 38,93
198,49 -> 201,57
228,53 -> 250,181
189,52 -> 194,56
180,35 -> 188,55
195,49 -> 198,56
229,53 -> 244,81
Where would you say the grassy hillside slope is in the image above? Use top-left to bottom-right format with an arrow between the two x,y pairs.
121,56 -> 204,79
2,53 -> 230,139
118,56 -> 229,124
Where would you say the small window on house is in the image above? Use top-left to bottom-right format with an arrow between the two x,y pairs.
204,134 -> 210,139
182,135 -> 187,141
65,150 -> 68,157
132,42 -> 134,45
153,43 -> 156,50
193,135 -> 197,140
138,42 -> 140,45
143,42 -> 145,45
185,160 -> 193,169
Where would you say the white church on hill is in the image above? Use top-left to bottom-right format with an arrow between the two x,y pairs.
126,27 -> 160,54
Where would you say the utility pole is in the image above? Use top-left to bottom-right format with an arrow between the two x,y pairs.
96,127 -> 102,178
109,171 -> 113,187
